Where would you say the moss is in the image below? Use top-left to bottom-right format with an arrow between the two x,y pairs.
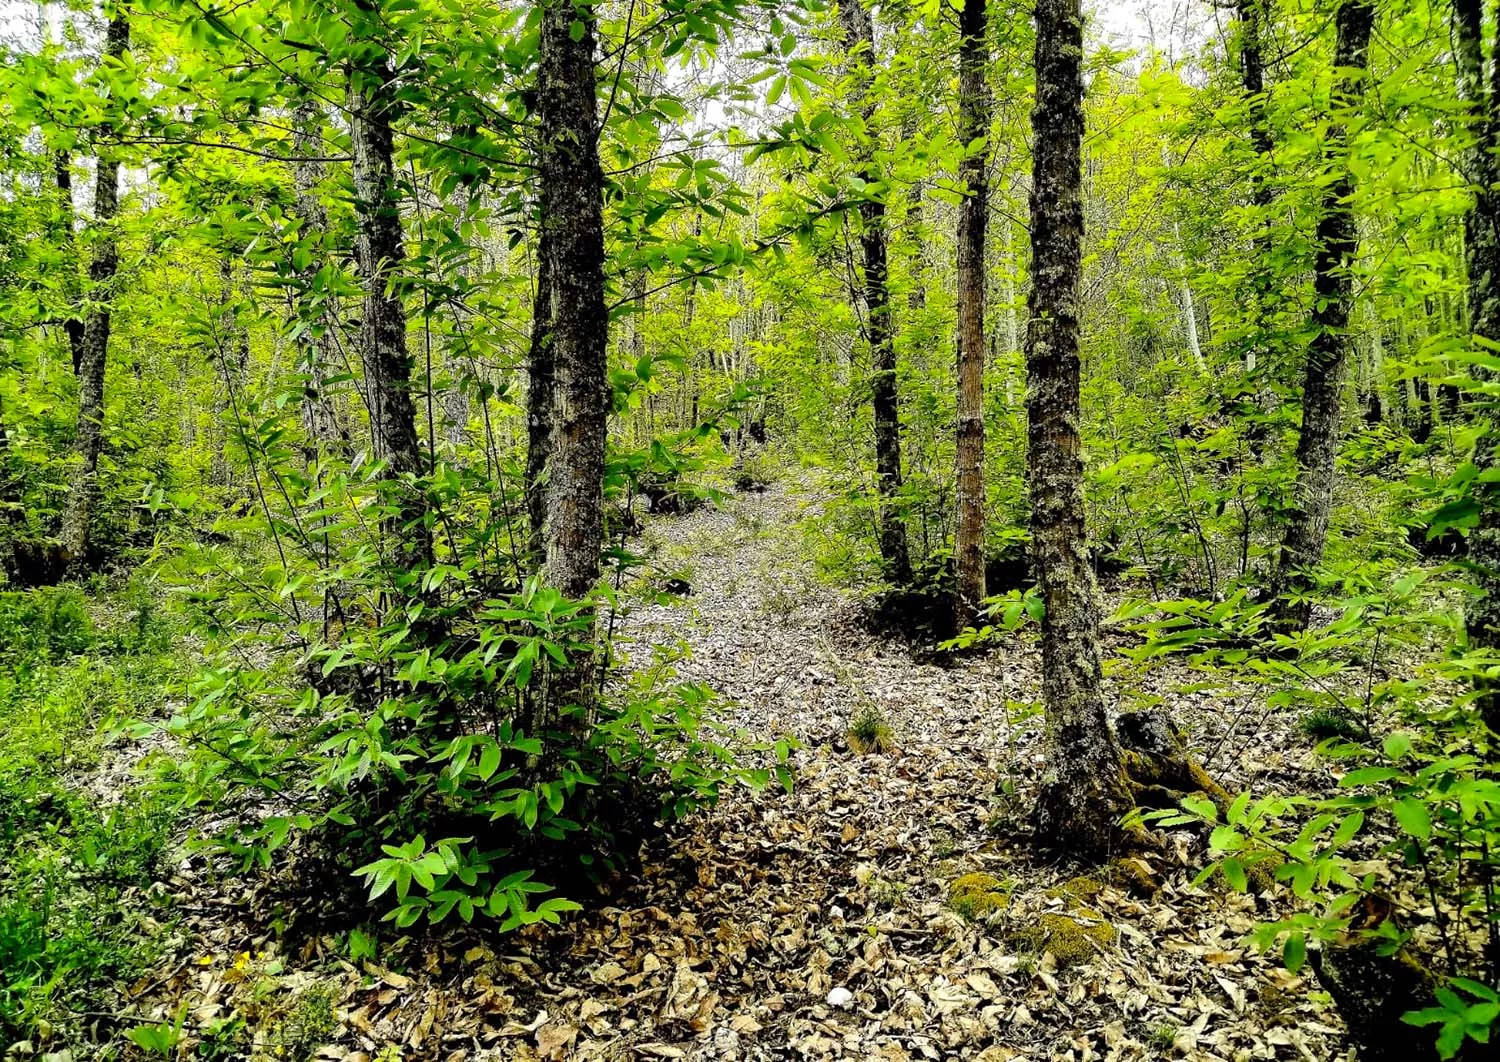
1045,874 -> 1104,904
948,872 -> 1009,921
1011,908 -> 1117,968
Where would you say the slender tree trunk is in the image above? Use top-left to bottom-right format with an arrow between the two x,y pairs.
290,97 -> 350,466
838,0 -> 911,585
53,153 -> 87,376
58,12 -> 129,571
535,0 -> 608,724
348,25 -> 429,569
953,0 -> 989,627
1269,0 -> 1374,630
1028,0 -> 1135,852
1455,0 -> 1500,732
1236,0 -> 1275,377
526,243 -> 554,561
906,177 -> 926,313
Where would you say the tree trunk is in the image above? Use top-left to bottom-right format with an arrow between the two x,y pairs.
52,153 -> 87,377
1269,0 -> 1374,631
837,0 -> 911,585
58,12 -> 129,572
953,0 -> 989,628
1455,0 -> 1500,733
535,0 -> 608,723
290,97 -> 350,466
1027,0 -> 1136,853
1236,0 -> 1275,377
526,242 -> 554,561
348,25 -> 429,569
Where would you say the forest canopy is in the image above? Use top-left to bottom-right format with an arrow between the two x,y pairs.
2,0 -> 1500,1057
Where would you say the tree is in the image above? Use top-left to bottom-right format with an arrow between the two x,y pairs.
953,0 -> 989,629
1026,0 -> 1134,851
1455,0 -> 1500,733
347,8 -> 430,571
535,0 -> 609,716
58,9 -> 129,572
837,0 -> 911,586
1234,0 -> 1275,378
1269,0 -> 1375,631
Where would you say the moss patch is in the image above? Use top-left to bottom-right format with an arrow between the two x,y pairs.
1045,874 -> 1104,905
948,872 -> 1010,921
1011,908 -> 1117,968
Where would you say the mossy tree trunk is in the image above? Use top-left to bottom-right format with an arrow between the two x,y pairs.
535,0 -> 608,728
1026,0 -> 1136,854
348,11 -> 430,571
953,0 -> 990,630
1269,0 -> 1374,631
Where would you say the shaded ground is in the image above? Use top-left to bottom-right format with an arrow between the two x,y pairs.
94,484 -> 1347,1061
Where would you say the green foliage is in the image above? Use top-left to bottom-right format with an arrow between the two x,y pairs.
1125,567 -> 1500,1060
0,586 -> 181,1044
847,703 -> 894,755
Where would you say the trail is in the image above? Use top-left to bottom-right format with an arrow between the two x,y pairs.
117,484 -> 1348,1061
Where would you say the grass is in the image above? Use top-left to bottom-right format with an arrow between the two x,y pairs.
847,704 -> 895,755
0,582 -> 184,1047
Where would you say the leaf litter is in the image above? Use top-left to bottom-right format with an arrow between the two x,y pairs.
81,484 -> 1351,1061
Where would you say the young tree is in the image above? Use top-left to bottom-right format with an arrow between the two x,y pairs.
526,247 -> 554,562
535,0 -> 608,713
58,9 -> 129,572
838,0 -> 911,586
289,97 -> 349,465
1026,0 -> 1134,851
1269,0 -> 1375,630
1234,0 -> 1275,377
348,12 -> 430,570
953,0 -> 990,629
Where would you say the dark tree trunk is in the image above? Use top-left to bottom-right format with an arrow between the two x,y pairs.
53,153 -> 86,377
1455,0 -> 1500,733
1269,0 -> 1375,631
953,0 -> 989,628
1235,0 -> 1276,377
837,0 -> 911,586
1027,0 -> 1135,852
58,12 -> 129,572
526,242 -> 554,562
290,97 -> 350,466
348,25 -> 429,569
534,0 -> 608,725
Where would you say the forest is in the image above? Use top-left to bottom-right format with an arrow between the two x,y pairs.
2,0 -> 1499,1056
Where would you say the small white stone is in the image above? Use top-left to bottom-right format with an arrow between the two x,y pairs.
826,986 -> 855,1009
829,905 -> 844,921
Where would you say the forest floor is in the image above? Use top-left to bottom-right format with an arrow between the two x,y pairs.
97,483 -> 1350,1062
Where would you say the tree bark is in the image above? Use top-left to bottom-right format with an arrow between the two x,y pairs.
1455,0 -> 1500,733
348,22 -> 429,569
290,97 -> 350,466
534,0 -> 608,723
837,0 -> 911,585
525,240 -> 554,562
58,11 -> 129,572
1235,0 -> 1275,377
1027,0 -> 1136,853
953,0 -> 989,628
1269,0 -> 1374,631
52,153 -> 87,377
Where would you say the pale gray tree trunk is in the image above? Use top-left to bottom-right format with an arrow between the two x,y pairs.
290,97 -> 350,465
